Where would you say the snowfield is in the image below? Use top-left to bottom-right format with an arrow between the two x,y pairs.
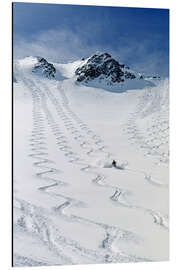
13,56 -> 169,266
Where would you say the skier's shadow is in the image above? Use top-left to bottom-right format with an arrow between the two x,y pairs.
104,164 -> 124,170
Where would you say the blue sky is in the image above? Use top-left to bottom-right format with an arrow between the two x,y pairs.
13,2 -> 169,77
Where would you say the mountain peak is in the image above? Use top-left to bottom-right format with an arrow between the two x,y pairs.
32,56 -> 56,78
75,52 -> 136,85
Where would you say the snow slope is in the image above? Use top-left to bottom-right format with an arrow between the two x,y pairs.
13,56 -> 169,266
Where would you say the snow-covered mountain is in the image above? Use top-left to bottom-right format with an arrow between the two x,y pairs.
13,54 -> 169,267
14,53 -> 159,91
75,52 -> 126,83
74,52 -> 157,90
32,56 -> 56,78
75,52 -> 141,83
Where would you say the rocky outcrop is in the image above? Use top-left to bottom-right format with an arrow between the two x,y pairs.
75,52 -> 137,84
32,57 -> 56,78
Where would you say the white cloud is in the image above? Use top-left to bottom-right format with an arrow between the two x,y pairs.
13,27 -> 169,76
14,28 -> 99,63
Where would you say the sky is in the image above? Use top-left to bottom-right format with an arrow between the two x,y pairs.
13,2 -> 169,77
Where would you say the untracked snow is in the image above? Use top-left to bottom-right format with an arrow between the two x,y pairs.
13,56 -> 169,266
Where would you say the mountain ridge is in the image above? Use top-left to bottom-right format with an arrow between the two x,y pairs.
14,53 -> 160,90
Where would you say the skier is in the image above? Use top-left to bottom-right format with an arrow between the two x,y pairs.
112,160 -> 117,168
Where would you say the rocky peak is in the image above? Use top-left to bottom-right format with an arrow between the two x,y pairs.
32,57 -> 56,78
75,52 -> 137,84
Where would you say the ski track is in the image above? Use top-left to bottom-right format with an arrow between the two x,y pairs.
124,82 -> 169,165
40,79 -> 168,230
14,75 -> 150,265
34,77 -> 169,229
14,73 -> 168,265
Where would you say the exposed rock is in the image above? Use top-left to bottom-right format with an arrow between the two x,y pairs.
124,71 -> 136,79
32,57 -> 56,78
75,52 -> 137,84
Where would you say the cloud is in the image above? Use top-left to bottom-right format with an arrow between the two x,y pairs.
13,25 -> 110,63
13,26 -> 169,77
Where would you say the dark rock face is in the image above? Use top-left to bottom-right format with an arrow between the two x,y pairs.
124,71 -> 136,79
75,53 -> 136,84
32,57 -> 56,78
